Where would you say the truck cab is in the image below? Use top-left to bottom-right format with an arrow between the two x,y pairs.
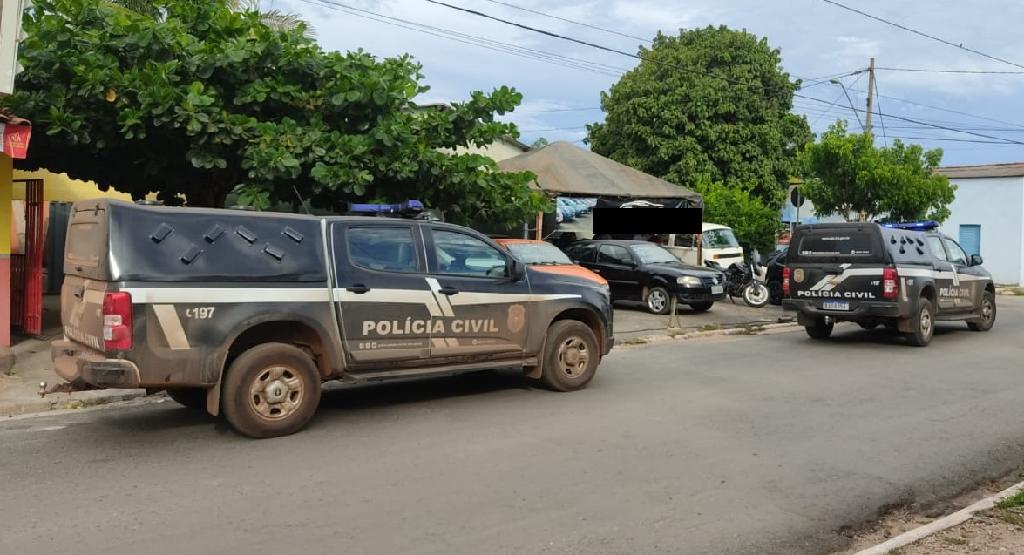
50,200 -> 614,437
658,223 -> 744,267
782,221 -> 996,346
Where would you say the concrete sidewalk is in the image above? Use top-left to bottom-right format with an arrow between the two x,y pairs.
0,300 -> 791,417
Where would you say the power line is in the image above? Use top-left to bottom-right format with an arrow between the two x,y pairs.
519,106 -> 602,113
884,135 -> 1020,145
874,71 -> 887,144
818,0 -> 1024,70
477,0 -> 650,43
877,66 -> 1024,75
519,125 -> 588,133
843,84 -> 1024,131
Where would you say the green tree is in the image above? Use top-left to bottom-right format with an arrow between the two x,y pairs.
800,120 -> 956,222
530,137 -> 549,149
3,0 -> 545,227
587,26 -> 812,251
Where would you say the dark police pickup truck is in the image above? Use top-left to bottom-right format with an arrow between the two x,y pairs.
49,200 -> 614,437
783,221 -> 996,346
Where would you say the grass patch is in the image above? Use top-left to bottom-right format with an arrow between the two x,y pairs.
736,324 -> 766,335
992,508 -> 1024,528
996,490 -> 1024,509
621,337 -> 649,346
886,548 -> 904,555
1011,287 -> 1024,296
942,536 -> 969,546
700,323 -> 721,332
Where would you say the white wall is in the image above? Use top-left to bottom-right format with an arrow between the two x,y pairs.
940,176 -> 1024,285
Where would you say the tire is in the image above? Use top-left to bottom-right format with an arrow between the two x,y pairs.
538,320 -> 600,392
743,283 -> 769,308
688,301 -> 713,313
904,298 -> 935,347
646,286 -> 671,315
805,319 -> 834,339
166,388 -> 208,410
967,291 -> 996,331
221,343 -> 322,438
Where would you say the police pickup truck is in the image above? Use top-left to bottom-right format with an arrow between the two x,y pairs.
49,200 -> 614,437
783,221 -> 996,346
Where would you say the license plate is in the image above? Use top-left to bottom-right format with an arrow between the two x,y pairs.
822,300 -> 850,311
711,285 -> 724,295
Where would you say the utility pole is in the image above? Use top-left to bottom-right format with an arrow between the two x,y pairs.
864,57 -> 876,135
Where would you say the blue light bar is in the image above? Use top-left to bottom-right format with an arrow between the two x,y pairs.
348,200 -> 424,216
881,220 -> 939,231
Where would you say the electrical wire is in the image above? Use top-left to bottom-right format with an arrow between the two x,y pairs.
806,72 -> 866,126
477,0 -> 650,43
817,0 -> 1024,70
873,73 -> 887,143
877,66 -> 1024,75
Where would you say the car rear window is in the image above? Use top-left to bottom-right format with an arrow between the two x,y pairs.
791,227 -> 884,263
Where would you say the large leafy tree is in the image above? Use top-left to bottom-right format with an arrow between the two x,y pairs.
3,0 -> 545,226
587,26 -> 812,252
801,120 -> 956,222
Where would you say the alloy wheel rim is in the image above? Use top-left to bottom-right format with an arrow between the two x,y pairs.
921,308 -> 933,338
982,299 -> 994,323
557,336 -> 590,379
648,290 -> 667,312
248,365 -> 304,421
746,285 -> 768,305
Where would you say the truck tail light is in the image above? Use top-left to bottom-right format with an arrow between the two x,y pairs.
102,292 -> 133,351
783,267 -> 791,297
882,267 -> 899,299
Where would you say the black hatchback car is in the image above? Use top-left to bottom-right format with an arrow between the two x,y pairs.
565,240 -> 726,314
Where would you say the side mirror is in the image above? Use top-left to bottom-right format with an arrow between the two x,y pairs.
970,254 -> 983,266
509,258 -> 527,282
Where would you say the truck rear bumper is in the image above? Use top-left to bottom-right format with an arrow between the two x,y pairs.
51,340 -> 141,388
783,299 -> 903,323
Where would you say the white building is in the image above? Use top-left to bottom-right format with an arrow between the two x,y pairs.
936,163 -> 1024,285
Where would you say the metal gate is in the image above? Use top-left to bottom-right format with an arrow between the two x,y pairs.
11,179 -> 44,336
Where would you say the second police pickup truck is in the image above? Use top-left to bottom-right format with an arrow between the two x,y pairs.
49,200 -> 614,437
783,221 -> 996,346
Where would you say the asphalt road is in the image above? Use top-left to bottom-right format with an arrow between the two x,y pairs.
3,298 -> 1023,555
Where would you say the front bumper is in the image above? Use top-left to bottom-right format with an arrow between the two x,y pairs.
783,299 -> 904,323
51,340 -> 141,389
675,287 -> 726,303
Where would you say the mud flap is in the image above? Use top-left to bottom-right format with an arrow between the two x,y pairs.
206,380 -> 222,416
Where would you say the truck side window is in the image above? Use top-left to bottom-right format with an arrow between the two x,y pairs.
433,230 -> 508,278
944,238 -> 969,266
347,227 -> 419,273
674,234 -> 695,247
925,236 -> 947,262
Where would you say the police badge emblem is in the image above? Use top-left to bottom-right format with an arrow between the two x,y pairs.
507,304 -> 526,333
793,268 -> 805,283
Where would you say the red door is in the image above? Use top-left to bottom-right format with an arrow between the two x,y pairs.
12,179 -> 44,336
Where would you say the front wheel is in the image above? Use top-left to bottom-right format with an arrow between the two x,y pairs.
221,343 -> 322,438
646,286 -> 671,315
904,298 -> 935,347
967,291 -> 996,331
538,320 -> 600,392
743,282 -> 769,308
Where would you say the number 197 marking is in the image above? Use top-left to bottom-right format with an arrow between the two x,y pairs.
185,307 -> 216,319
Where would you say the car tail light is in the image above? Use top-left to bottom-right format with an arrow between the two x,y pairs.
102,292 -> 133,351
782,267 -> 791,297
882,267 -> 899,299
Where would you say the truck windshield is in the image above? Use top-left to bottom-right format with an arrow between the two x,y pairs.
703,228 -> 739,248
632,244 -> 679,264
505,243 -> 573,266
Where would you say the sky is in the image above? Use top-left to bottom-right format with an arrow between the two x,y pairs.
276,0 -> 1024,166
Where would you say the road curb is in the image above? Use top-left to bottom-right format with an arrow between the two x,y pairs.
616,321 -> 800,348
854,479 -> 1024,555
0,391 -> 146,418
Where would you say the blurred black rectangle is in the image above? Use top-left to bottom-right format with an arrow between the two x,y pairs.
593,207 -> 702,234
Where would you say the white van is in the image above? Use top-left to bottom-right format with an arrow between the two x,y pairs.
658,223 -> 744,268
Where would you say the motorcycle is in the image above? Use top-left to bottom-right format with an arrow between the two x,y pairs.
706,260 -> 770,308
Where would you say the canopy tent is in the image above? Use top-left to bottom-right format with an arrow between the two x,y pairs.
498,141 -> 702,206
498,141 -> 702,239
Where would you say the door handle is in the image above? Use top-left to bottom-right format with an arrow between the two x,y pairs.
346,284 -> 370,294
438,286 -> 460,296
592,269 -> 601,273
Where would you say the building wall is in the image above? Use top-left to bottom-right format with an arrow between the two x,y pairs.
939,176 -> 1024,285
12,168 -> 133,202
0,154 -> 12,346
453,139 -> 528,162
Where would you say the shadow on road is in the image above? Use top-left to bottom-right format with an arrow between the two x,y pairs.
318,369 -> 534,413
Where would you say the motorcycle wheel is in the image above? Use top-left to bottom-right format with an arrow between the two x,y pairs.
743,282 -> 769,308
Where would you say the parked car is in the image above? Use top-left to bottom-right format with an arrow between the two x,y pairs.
783,221 -> 996,346
48,199 -> 614,437
656,223 -> 745,267
764,247 -> 788,305
565,240 -> 725,314
495,239 -> 607,288
556,198 -> 576,221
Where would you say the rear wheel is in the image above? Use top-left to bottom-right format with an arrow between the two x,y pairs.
166,388 -> 207,410
221,343 -> 322,438
688,301 -> 713,313
967,291 -> 996,331
904,298 -> 935,347
805,319 -> 834,339
538,321 -> 600,392
646,286 -> 671,315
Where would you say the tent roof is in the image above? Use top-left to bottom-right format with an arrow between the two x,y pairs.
498,141 -> 702,202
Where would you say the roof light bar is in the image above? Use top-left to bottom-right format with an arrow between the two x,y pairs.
348,200 -> 425,218
881,220 -> 939,231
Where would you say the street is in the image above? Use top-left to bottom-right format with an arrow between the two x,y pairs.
2,297 -> 1023,555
